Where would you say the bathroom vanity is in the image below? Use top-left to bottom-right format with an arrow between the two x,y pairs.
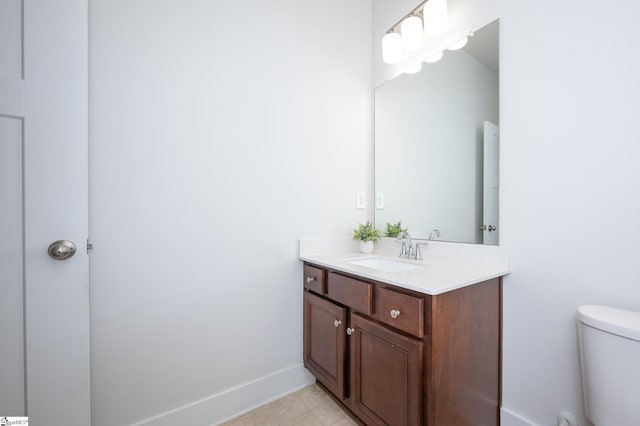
300,238 -> 510,426
323,15 -> 506,423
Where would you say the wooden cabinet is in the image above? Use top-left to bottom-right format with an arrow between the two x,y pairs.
304,264 -> 326,295
302,264 -> 502,426
327,272 -> 373,316
303,291 -> 347,399
350,313 -> 423,425
376,287 -> 424,338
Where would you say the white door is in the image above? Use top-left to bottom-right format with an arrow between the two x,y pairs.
0,0 -> 90,424
482,121 -> 499,245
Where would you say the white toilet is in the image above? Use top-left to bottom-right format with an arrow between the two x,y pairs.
577,305 -> 640,425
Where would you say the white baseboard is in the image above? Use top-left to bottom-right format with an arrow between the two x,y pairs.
130,364 -> 315,426
501,406 -> 537,426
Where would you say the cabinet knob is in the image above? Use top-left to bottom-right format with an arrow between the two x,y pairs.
306,276 -> 315,284
390,309 -> 401,319
334,319 -> 342,328
347,327 -> 354,336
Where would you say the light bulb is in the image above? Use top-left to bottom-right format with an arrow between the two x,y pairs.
423,0 -> 448,37
447,36 -> 468,50
382,32 -> 402,64
400,15 -> 423,51
424,51 -> 443,63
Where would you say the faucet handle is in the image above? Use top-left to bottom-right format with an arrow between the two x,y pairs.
415,242 -> 428,260
396,231 -> 410,240
397,232 -> 413,258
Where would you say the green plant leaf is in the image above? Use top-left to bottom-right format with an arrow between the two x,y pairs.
353,221 -> 381,242
384,221 -> 408,238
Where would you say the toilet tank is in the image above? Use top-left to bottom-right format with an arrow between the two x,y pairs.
577,305 -> 640,426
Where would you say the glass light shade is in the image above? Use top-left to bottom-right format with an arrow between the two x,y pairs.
424,51 -> 443,63
382,32 -> 402,64
400,16 -> 423,51
447,36 -> 468,50
405,63 -> 422,74
423,0 -> 448,37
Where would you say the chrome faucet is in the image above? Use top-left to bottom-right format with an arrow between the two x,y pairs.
428,229 -> 440,240
397,231 -> 428,260
396,231 -> 413,258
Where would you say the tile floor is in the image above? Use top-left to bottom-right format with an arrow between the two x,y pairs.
222,383 -> 359,426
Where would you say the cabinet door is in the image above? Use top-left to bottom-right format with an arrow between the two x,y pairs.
350,313 -> 423,426
304,291 -> 347,400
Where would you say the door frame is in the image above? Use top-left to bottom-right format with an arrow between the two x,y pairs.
23,0 -> 91,424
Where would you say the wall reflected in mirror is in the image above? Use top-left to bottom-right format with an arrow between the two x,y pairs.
375,19 -> 499,244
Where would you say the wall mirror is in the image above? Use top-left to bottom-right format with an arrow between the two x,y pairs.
374,19 -> 499,245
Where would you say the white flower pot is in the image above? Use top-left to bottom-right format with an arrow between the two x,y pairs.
359,240 -> 374,254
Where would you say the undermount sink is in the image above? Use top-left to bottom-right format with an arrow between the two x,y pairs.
346,256 -> 424,273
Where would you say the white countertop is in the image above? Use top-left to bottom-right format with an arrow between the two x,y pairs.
299,237 -> 511,295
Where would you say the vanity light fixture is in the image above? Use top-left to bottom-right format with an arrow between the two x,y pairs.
381,0 -> 449,64
422,0 -> 448,36
382,32 -> 403,64
401,15 -> 423,51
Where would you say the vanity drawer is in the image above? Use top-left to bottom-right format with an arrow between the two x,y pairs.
377,287 -> 424,338
327,273 -> 373,315
304,264 -> 326,294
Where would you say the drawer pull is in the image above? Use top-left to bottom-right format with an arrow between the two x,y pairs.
347,327 -> 354,336
334,319 -> 342,328
390,309 -> 401,319
306,276 -> 316,284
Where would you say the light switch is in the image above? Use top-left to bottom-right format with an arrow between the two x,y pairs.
356,190 -> 365,209
376,192 -> 384,209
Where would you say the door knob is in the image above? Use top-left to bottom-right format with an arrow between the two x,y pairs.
48,240 -> 77,260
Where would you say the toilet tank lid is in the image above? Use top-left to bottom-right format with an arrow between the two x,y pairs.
578,305 -> 640,342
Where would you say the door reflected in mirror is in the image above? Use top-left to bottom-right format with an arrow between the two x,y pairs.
375,19 -> 499,244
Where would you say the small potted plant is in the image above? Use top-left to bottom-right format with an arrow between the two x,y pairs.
384,221 -> 408,238
353,221 -> 381,254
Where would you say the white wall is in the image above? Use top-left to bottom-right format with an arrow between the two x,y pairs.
374,0 -> 640,425
89,1 -> 371,424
